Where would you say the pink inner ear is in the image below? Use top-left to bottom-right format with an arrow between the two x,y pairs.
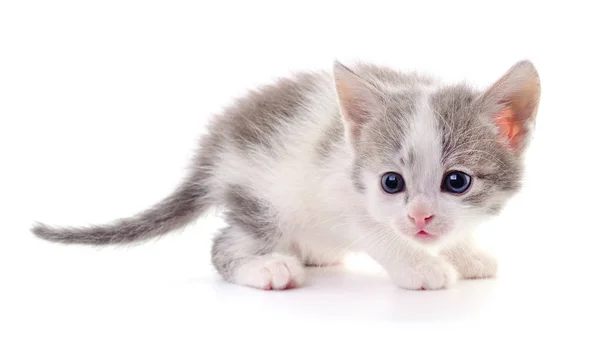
336,81 -> 371,125
494,107 -> 525,152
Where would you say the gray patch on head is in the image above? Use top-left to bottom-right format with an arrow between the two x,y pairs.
361,88 -> 419,154
342,65 -> 426,193
214,72 -> 323,151
430,84 -> 478,162
351,94 -> 414,191
317,64 -> 425,164
430,84 -> 523,209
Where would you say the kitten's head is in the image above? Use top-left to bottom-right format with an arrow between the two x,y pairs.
334,60 -> 540,246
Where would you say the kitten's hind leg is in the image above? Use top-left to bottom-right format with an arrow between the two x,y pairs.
211,225 -> 305,290
211,188 -> 305,290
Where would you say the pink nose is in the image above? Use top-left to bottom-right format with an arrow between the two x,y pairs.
408,212 -> 435,229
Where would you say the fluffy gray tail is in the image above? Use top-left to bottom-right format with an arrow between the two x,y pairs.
31,173 -> 211,246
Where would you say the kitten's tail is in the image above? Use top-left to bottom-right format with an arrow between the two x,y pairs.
31,171 -> 212,246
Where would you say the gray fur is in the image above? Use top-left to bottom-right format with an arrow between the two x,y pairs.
32,169 -> 212,245
348,84 -> 420,192
351,156 -> 367,192
406,148 -> 416,168
31,130 -> 222,245
211,225 -> 279,281
323,63 -> 425,191
211,187 -> 281,280
462,191 -> 490,206
213,73 -> 323,151
429,84 -> 523,207
315,114 -> 345,160
29,73 -> 320,247
487,203 -> 503,214
222,186 -> 281,242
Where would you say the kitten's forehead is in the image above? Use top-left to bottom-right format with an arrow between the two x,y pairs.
362,83 -> 492,179
359,79 -> 512,174
400,87 -> 444,191
428,84 -> 515,174
357,85 -> 443,192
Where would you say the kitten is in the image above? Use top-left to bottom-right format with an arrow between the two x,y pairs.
32,60 -> 541,291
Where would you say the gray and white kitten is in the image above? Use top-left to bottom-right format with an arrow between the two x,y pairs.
33,60 -> 541,291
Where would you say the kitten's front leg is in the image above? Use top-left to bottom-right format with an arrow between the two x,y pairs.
441,237 -> 498,279
357,226 -> 458,290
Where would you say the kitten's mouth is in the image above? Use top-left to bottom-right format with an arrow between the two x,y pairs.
398,227 -> 439,242
414,230 -> 437,241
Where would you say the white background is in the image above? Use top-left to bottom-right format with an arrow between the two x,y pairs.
1,0 -> 599,335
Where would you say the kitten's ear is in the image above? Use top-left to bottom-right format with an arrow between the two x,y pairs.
333,61 -> 384,143
479,60 -> 541,154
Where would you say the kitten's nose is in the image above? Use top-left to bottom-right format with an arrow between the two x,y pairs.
408,211 -> 434,229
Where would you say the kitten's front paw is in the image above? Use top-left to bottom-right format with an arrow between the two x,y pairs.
233,254 -> 305,290
454,250 -> 498,279
390,257 -> 459,290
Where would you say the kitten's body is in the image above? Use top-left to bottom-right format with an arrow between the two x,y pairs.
33,61 -> 540,291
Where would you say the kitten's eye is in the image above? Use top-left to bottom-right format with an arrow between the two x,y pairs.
442,171 -> 472,194
381,172 -> 405,194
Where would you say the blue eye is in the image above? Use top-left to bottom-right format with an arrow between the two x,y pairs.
381,172 -> 405,194
442,171 -> 472,194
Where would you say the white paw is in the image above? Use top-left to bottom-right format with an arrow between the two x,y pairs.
390,257 -> 459,290
233,254 -> 306,290
455,251 -> 498,279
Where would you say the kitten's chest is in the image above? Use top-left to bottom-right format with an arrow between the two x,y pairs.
286,218 -> 361,263
279,194 -> 366,255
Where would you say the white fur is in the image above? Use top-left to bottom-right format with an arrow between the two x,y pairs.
441,238 -> 498,279
233,253 -> 306,290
